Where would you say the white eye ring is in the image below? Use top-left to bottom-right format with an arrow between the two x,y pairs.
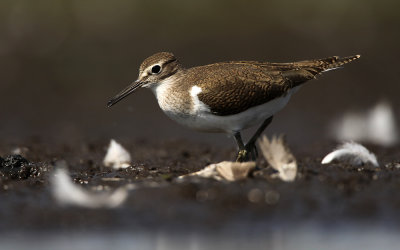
150,64 -> 162,74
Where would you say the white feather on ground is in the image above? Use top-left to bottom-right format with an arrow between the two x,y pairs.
332,102 -> 398,147
103,139 -> 131,169
321,142 -> 379,167
178,161 -> 256,182
258,135 -> 297,182
51,161 -> 129,209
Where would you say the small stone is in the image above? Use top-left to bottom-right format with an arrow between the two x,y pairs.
3,155 -> 29,168
258,135 -> 297,182
248,188 -> 263,203
0,155 -> 39,180
11,147 -> 29,156
196,190 -> 209,202
103,139 -> 132,169
215,161 -> 256,181
265,190 -> 280,205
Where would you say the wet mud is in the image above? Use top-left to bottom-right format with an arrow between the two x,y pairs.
1,139 -> 400,233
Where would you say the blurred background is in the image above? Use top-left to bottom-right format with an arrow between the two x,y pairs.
0,0 -> 399,147
1,1 -> 400,249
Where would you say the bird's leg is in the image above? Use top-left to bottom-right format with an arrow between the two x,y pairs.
245,116 -> 273,160
233,116 -> 273,162
234,132 -> 249,162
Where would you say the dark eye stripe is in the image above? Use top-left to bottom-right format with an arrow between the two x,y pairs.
163,58 -> 177,65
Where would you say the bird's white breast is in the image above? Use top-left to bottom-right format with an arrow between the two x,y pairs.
191,86 -> 300,133
152,78 -> 175,112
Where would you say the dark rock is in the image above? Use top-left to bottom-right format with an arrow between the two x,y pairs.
1,155 -> 29,168
0,155 -> 40,180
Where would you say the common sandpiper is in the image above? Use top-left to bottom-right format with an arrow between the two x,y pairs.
107,52 -> 360,161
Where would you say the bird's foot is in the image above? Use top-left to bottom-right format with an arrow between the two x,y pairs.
235,144 -> 258,162
236,149 -> 250,162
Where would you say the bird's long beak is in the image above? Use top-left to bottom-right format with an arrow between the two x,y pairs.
107,80 -> 145,107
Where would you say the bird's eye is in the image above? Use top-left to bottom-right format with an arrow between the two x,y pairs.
151,65 -> 161,74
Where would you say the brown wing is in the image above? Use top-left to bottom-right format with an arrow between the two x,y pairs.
196,55 -> 360,116
195,66 -> 315,116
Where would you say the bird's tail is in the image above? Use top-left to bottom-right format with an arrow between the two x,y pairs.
316,55 -> 361,72
281,55 -> 361,85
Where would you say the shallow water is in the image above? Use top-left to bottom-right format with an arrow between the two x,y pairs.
2,224 -> 400,250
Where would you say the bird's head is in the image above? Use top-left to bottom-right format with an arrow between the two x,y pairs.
107,52 -> 181,107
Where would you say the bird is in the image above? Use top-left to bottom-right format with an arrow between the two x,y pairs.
107,52 -> 360,161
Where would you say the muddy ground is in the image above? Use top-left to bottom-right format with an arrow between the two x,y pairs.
1,138 -> 400,238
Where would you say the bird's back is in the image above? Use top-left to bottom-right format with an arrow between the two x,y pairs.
179,55 -> 360,116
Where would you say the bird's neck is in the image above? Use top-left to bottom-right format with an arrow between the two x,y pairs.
150,70 -> 193,115
150,74 -> 178,101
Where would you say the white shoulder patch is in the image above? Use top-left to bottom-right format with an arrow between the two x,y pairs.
190,85 -> 209,113
190,85 -> 202,96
